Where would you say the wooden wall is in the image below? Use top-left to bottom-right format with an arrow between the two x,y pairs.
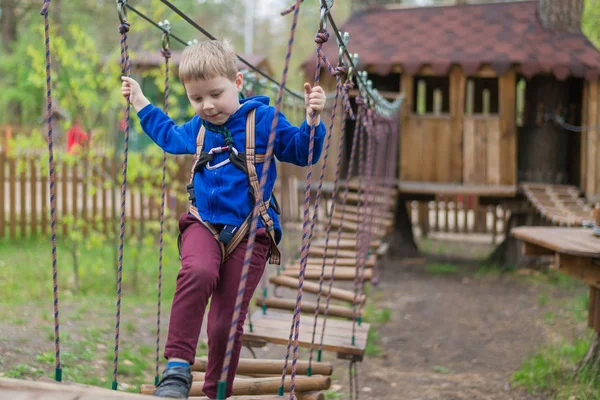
400,66 -> 517,187
582,79 -> 600,197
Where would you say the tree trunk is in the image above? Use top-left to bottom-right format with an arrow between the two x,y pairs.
538,0 -> 583,33
578,332 -> 600,375
486,211 -> 529,267
2,0 -> 22,124
388,196 -> 419,258
518,75 -> 571,184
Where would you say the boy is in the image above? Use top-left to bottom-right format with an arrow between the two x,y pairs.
121,40 -> 327,399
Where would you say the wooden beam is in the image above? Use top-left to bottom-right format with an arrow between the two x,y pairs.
269,275 -> 366,304
141,375 -> 330,397
587,80 -> 598,195
254,296 -> 355,319
521,241 -> 554,256
0,377 -> 149,399
192,357 -> 333,377
279,267 -> 373,281
555,253 -> 600,288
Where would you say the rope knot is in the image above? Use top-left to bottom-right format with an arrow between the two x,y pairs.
40,0 -> 51,15
355,96 -> 365,106
314,31 -> 330,45
119,22 -> 131,34
333,65 -> 347,77
160,48 -> 172,59
343,80 -> 355,91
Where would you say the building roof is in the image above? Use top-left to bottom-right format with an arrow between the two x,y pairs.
304,1 -> 600,80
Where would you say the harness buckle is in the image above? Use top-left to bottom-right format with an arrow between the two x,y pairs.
219,225 -> 238,245
206,146 -> 239,170
186,182 -> 196,202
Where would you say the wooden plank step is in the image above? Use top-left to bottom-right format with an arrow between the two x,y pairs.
243,310 -> 369,358
279,267 -> 373,281
331,210 -> 393,226
334,203 -> 395,217
269,275 -> 366,304
255,297 -> 357,319
192,357 -> 333,376
192,393 -> 323,400
289,254 -> 376,268
310,237 -> 382,250
0,377 -> 149,399
329,219 -> 387,236
308,247 -> 360,259
338,191 -> 396,207
142,375 -> 330,397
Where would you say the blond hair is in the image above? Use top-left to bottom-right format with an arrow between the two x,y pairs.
179,40 -> 238,84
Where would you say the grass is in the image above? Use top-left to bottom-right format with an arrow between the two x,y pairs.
0,233 -> 181,392
513,284 -> 600,400
426,262 -> 458,275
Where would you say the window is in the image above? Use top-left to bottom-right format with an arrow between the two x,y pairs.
412,76 -> 450,115
465,77 -> 499,115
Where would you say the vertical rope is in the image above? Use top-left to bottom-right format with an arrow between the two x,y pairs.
319,96 -> 362,350
113,17 -> 131,391
317,78 -> 354,357
307,66 -> 344,373
280,27 -> 328,400
40,0 -> 62,383
217,1 -> 304,399
155,45 -> 170,386
351,104 -> 368,343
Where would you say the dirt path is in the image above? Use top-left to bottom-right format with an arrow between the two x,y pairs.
249,235 -> 584,400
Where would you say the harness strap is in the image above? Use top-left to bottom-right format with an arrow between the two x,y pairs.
187,109 -> 281,265
245,110 -> 281,265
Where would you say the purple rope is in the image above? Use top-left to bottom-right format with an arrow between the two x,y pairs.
355,110 -> 377,325
155,46 -> 171,386
351,104 -> 368,339
317,79 -> 355,354
280,28 -> 329,400
112,19 -> 131,391
308,66 -> 344,371
217,1 -> 305,398
40,0 -> 61,382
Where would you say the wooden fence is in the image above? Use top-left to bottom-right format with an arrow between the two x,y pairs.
0,152 -> 196,239
409,195 -> 509,243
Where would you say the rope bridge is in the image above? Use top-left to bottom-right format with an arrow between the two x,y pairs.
0,0 -> 403,399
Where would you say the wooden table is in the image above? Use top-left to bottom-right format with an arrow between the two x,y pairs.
511,226 -> 600,335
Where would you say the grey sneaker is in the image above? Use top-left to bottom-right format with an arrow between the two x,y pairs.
153,366 -> 193,398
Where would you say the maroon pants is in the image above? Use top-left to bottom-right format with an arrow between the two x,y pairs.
165,213 -> 271,399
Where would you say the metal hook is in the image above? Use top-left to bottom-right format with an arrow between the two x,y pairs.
116,0 -> 128,24
337,31 -> 350,65
158,20 -> 171,51
319,0 -> 334,31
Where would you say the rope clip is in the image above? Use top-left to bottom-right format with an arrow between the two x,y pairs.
336,31 -> 350,66
158,20 -> 171,51
206,146 -> 239,170
116,0 -> 128,24
319,0 -> 334,31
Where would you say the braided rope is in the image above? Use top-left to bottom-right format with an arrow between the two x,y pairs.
217,1 -> 305,399
355,109 -> 377,326
307,66 -> 345,372
40,0 -> 61,383
155,46 -> 171,386
317,78 -> 354,356
351,104 -> 368,342
279,28 -> 328,399
319,97 -> 362,350
112,19 -> 131,391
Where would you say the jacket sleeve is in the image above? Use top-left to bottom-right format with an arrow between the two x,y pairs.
269,108 -> 327,167
137,104 -> 198,155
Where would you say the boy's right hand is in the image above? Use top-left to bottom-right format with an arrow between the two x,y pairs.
121,76 -> 150,112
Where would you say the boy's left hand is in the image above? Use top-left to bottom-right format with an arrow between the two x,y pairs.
304,83 -> 326,124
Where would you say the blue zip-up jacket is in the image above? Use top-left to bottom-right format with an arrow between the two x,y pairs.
137,95 -> 327,243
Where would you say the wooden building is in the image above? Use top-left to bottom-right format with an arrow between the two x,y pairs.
302,0 -> 600,204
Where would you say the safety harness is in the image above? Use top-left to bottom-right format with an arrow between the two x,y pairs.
186,109 -> 281,265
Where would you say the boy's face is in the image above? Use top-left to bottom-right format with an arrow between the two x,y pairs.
185,72 -> 243,125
